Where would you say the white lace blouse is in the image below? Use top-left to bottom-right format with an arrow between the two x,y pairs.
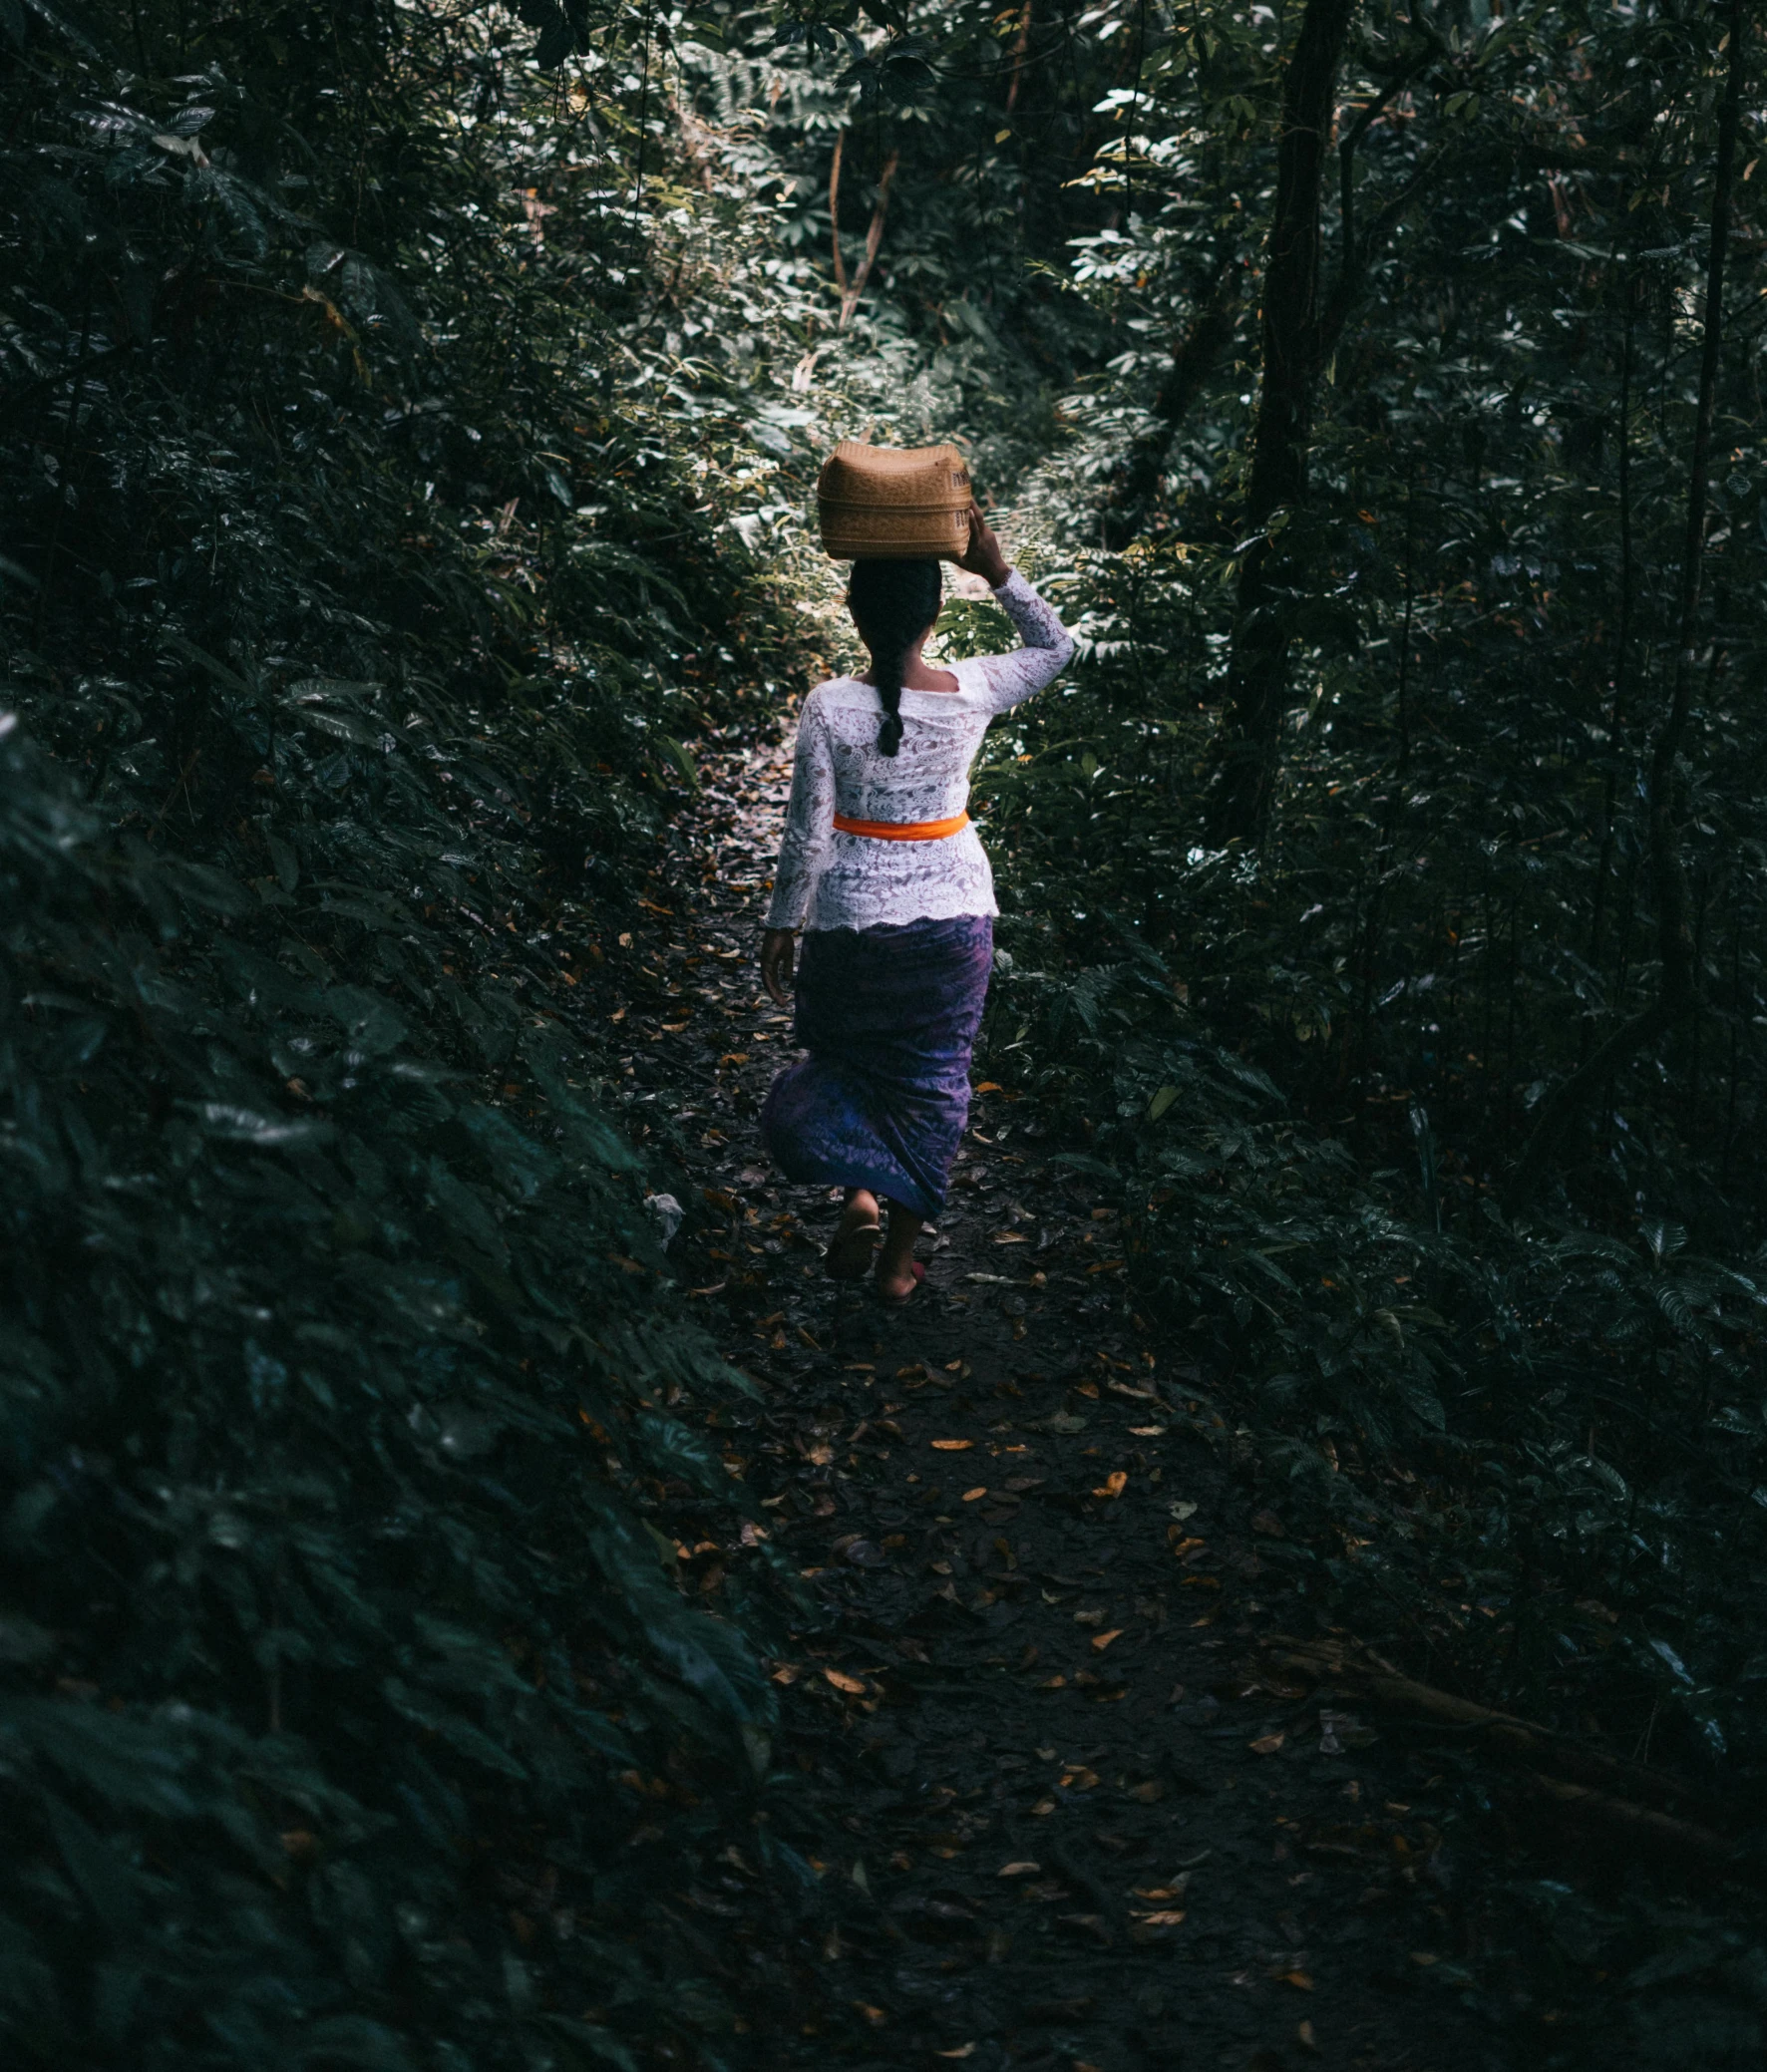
765,571 -> 1073,934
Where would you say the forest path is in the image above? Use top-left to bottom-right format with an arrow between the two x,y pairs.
608,727 -> 1497,2072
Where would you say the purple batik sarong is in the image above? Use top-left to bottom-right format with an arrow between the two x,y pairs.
760,913 -> 993,1218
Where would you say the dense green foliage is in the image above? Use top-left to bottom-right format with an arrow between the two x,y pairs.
0,3 -> 830,2065
9,0 -> 1767,2062
959,0 -> 1767,1790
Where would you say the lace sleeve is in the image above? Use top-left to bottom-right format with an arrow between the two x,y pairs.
971,570 -> 1075,714
764,693 -> 835,930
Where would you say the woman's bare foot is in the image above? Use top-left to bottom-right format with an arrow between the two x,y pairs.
825,1189 -> 882,1280
874,1198 -> 926,1302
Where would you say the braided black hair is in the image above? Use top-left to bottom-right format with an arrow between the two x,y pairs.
849,557 -> 943,758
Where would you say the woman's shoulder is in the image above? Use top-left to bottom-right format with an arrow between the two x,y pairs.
811,674 -> 881,711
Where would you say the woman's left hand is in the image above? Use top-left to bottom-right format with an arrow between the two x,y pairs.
761,927 -> 796,1006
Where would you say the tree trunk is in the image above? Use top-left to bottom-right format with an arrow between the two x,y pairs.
1504,0 -> 1745,1210
1203,0 -> 1357,843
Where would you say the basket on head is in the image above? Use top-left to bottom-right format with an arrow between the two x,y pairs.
817,441 -> 972,560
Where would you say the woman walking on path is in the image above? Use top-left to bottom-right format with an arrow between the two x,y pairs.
759,507 -> 1073,1301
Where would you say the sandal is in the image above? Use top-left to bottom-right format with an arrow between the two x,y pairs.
876,1259 -> 926,1306
824,1220 -> 882,1281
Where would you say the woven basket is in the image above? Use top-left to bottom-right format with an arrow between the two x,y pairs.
817,441 -> 972,559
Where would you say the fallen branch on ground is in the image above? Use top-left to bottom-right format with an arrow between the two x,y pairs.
1255,1634 -> 1746,1877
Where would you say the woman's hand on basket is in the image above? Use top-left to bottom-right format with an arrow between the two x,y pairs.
956,504 -> 1011,587
761,927 -> 796,1007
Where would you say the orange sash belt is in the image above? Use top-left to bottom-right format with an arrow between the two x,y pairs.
832,810 -> 970,842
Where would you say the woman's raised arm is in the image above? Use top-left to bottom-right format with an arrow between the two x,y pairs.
973,571 -> 1074,714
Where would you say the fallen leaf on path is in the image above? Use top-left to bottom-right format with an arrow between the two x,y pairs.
853,2003 -> 887,2027
1249,1732 -> 1285,1755
1169,1500 -> 1199,1520
1092,1471 -> 1128,1498
962,1487 -> 987,1502
992,1231 -> 1028,1243
1297,2020 -> 1318,2051
997,1861 -> 1040,1878
1090,1628 -> 1124,1652
930,1438 -> 973,1451
824,1668 -> 867,1695
1129,1424 -> 1166,1435
1137,1909 -> 1187,1925
934,2049 -> 975,2061
1282,1971 -> 1314,1990
1410,1951 -> 1439,1967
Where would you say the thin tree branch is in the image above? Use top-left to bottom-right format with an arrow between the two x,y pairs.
829,131 -> 848,297
839,150 -> 899,330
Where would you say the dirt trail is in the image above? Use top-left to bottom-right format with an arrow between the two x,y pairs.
606,727 -> 1500,2072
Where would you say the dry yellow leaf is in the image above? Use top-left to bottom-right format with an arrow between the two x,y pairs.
996,1861 -> 1040,1878
930,1438 -> 973,1451
1283,1969 -> 1314,1990
823,1668 -> 866,1695
934,2048 -> 976,2061
1091,1628 -> 1124,1652
962,1486 -> 987,1502
1138,1909 -> 1187,1926
853,2002 -> 887,2027
1249,1731 -> 1285,1755
1092,1471 -> 1128,1499
1297,2019 -> 1318,2051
